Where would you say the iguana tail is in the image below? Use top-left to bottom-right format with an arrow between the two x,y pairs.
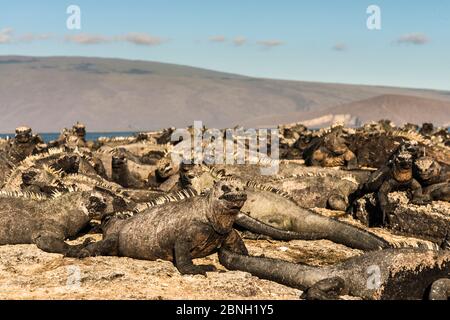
235,213 -> 307,241
219,248 -> 329,290
236,211 -> 390,251
288,212 -> 391,251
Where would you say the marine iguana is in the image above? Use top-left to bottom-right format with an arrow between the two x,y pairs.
304,127 -> 358,170
219,248 -> 450,300
413,156 -> 450,202
0,189 -> 107,256
349,126 -> 450,168
68,182 -> 249,276
111,153 -> 147,189
1,148 -> 110,194
348,149 -> 449,244
98,147 -> 172,188
278,123 -> 311,159
1,148 -> 68,191
147,155 -> 181,192
20,167 -> 132,215
182,160 -> 372,211
48,122 -> 94,150
347,145 -> 427,225
0,153 -> 14,186
4,127 -> 45,163
179,164 -> 389,251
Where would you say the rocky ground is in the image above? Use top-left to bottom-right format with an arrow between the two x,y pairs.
0,232 -> 363,300
0,195 -> 447,300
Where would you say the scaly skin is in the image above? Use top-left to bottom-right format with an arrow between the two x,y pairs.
0,191 -> 107,255
4,127 -> 45,164
70,182 -> 249,275
413,156 -> 450,202
219,248 -> 450,300
181,165 -> 388,250
348,146 -> 426,225
111,153 -> 147,189
304,128 -> 357,170
205,163 -> 371,210
0,153 -> 14,186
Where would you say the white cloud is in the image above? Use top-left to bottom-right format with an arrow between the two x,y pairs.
209,35 -> 227,43
332,43 -> 347,51
65,34 -> 111,45
0,28 -> 14,44
120,33 -> 166,46
396,33 -> 429,45
19,33 -> 53,43
257,39 -> 284,48
233,36 -> 247,46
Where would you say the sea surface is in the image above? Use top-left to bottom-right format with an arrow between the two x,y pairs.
0,132 -> 136,143
1,128 -> 449,143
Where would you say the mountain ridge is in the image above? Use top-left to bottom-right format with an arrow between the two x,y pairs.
1,55 -> 449,133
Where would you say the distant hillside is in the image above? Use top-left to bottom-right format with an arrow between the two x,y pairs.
252,94 -> 450,128
1,55 -> 449,132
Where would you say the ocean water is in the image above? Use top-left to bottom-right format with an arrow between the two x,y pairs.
1,129 -> 449,143
0,132 -> 136,143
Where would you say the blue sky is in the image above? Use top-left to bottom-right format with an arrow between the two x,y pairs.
1,1 -> 449,90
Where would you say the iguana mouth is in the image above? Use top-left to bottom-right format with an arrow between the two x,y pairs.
395,155 -> 412,170
219,193 -> 247,209
157,164 -> 173,178
397,161 -> 412,170
112,157 -> 126,168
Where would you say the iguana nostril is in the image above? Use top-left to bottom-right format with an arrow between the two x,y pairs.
221,185 -> 231,193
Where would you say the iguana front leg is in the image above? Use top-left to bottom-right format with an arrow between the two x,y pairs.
410,179 -> 432,205
310,149 -> 325,167
221,229 -> 248,255
301,277 -> 347,300
344,150 -> 358,170
174,232 -> 216,276
377,180 -> 394,225
65,234 -> 120,258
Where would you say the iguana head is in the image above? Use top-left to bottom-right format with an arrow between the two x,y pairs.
15,126 -> 32,144
45,190 -> 108,221
324,129 -> 348,155
72,122 -> 86,138
85,192 -> 108,219
393,148 -> 413,171
22,167 -> 61,191
67,191 -> 108,220
179,164 -> 217,193
54,154 -> 80,174
112,153 -> 127,170
21,169 -> 39,186
210,182 -> 247,214
414,156 -> 441,182
156,156 -> 180,180
420,123 -> 434,136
